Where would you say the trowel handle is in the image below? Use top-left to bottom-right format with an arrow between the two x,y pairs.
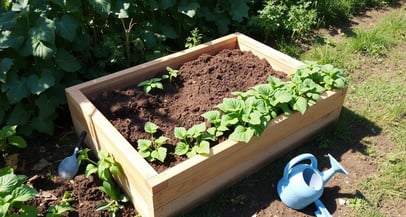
283,153 -> 318,180
74,131 -> 87,149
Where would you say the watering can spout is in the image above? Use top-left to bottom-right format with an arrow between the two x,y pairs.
321,154 -> 348,184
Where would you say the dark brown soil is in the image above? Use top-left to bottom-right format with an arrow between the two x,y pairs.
90,48 -> 288,172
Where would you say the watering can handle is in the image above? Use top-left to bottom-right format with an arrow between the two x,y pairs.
282,153 -> 318,180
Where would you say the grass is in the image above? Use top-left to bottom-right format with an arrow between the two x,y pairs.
181,5 -> 406,217
300,6 -> 406,217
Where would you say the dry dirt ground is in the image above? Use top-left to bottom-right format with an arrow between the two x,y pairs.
1,2 -> 405,217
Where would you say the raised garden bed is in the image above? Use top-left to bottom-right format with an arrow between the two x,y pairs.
65,33 -> 347,217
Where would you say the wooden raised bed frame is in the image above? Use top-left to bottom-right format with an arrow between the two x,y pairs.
66,32 -> 347,217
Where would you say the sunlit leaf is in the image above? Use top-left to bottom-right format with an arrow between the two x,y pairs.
27,71 -> 55,95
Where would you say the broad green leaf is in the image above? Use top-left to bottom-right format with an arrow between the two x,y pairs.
27,71 -> 55,95
187,122 -> 206,138
293,96 -> 308,115
144,121 -> 158,134
221,113 -> 239,126
10,185 -> 37,202
0,58 -> 13,83
139,149 -> 151,158
1,72 -> 29,103
151,147 -> 167,162
274,89 -> 293,103
201,110 -> 221,124
18,204 -> 39,217
31,114 -> 55,135
174,127 -> 187,139
89,0 -> 111,15
8,135 -> 27,148
0,173 -> 22,194
35,94 -> 57,119
216,98 -> 243,112
175,142 -> 189,156
196,141 -> 210,155
178,1 -> 200,18
0,30 -> 24,49
230,0 -> 249,22
55,15 -> 78,41
0,125 -> 17,139
31,39 -> 55,59
99,181 -> 118,200
334,78 -> 346,88
11,0 -> 29,12
155,136 -> 169,145
55,49 -> 81,72
0,11 -> 19,29
247,111 -> 261,125
109,165 -> 121,176
137,139 -> 151,151
229,126 -> 255,143
85,164 -> 97,177
6,103 -> 31,126
0,203 -> 10,217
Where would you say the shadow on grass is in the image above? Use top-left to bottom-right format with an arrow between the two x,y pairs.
181,107 -> 381,217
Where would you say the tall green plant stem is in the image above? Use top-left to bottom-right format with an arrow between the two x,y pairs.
120,18 -> 136,66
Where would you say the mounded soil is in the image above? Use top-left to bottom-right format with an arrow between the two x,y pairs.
90,48 -> 288,172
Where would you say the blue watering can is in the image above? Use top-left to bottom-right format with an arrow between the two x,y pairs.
277,153 -> 348,217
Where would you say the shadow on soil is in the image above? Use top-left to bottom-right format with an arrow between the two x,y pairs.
181,106 -> 381,217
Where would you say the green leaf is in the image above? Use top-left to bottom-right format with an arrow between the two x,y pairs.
201,110 -> 221,124
11,0 -> 29,12
27,71 -> 55,95
293,96 -> 308,114
230,0 -> 249,22
1,72 -> 29,103
175,142 -> 189,156
109,164 -> 121,176
174,127 -> 187,139
274,89 -> 293,103
334,78 -> 346,88
151,147 -> 167,162
10,185 -> 38,202
18,205 -> 39,217
55,49 -> 81,72
55,15 -> 78,42
0,173 -> 22,194
229,126 -> 255,143
137,139 -> 151,151
216,98 -> 243,112
6,103 -> 31,126
0,125 -> 17,139
0,30 -> 24,49
0,11 -> 18,30
187,122 -> 206,138
155,136 -> 169,145
0,58 -> 13,83
138,149 -> 151,158
144,121 -> 158,134
89,0 -> 111,15
31,115 -> 55,134
99,181 -> 118,200
196,141 -> 210,155
8,135 -> 27,148
35,94 -> 57,118
178,1 -> 200,18
85,164 -> 97,177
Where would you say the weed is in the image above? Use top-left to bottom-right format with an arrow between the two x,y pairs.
0,125 -> 27,152
185,28 -> 203,48
137,77 -> 164,94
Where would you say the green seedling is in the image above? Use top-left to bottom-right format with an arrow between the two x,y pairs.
162,66 -> 179,82
80,149 -> 129,217
174,122 -> 212,158
137,77 -> 163,94
46,191 -> 75,217
0,125 -> 27,152
0,167 -> 38,217
201,110 -> 229,138
216,96 -> 269,143
185,28 -> 203,48
137,122 -> 168,163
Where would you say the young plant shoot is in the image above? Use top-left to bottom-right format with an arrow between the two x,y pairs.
137,122 -> 168,163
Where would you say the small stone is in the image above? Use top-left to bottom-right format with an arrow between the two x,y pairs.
338,198 -> 346,205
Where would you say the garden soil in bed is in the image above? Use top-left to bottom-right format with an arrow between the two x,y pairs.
90,49 -> 288,173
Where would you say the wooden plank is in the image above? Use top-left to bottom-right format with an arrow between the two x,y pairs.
236,33 -> 304,74
155,108 -> 343,217
75,34 -> 239,97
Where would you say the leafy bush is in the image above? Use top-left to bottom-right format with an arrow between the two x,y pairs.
0,167 -> 38,217
0,0 -> 251,137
